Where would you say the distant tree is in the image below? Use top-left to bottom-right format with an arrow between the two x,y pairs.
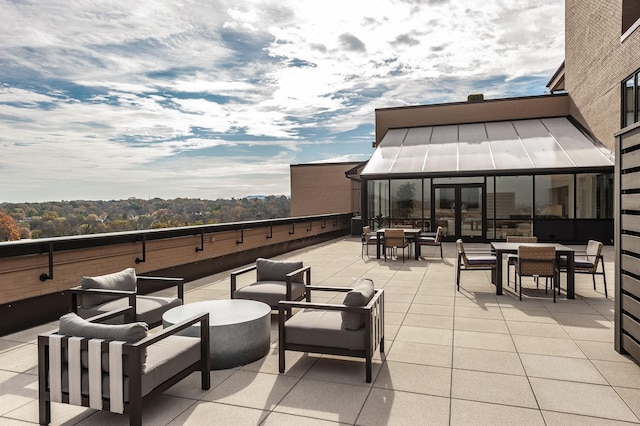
0,212 -> 20,241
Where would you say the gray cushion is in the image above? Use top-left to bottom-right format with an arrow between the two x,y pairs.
81,268 -> 137,308
234,280 -> 306,308
59,312 -> 147,342
256,258 -> 304,283
342,279 -> 375,330
285,309 -> 366,350
60,335 -> 201,401
76,295 -> 182,326
58,312 -> 148,374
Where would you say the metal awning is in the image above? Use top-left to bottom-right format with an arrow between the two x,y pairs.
361,117 -> 614,177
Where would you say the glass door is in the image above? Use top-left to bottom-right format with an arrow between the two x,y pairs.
434,184 -> 484,241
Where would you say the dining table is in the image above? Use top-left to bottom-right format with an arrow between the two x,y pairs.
491,242 -> 576,299
375,228 -> 422,260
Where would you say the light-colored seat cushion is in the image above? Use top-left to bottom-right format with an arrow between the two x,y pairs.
60,335 -> 201,401
77,295 -> 182,326
284,309 -> 366,350
234,281 -> 305,308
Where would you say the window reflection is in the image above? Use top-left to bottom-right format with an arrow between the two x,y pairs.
535,175 -> 574,218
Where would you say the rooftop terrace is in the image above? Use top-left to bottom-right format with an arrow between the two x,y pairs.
0,236 -> 635,425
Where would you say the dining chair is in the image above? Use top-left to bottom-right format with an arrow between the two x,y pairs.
384,229 -> 410,262
361,226 -> 378,257
560,240 -> 607,298
416,226 -> 443,260
455,239 -> 497,291
506,236 -> 538,287
514,245 -> 558,302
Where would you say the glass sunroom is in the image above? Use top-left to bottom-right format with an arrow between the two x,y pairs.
361,117 -> 614,243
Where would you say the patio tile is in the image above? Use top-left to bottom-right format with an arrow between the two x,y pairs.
614,386 -> 640,420
530,377 -> 638,422
4,398 -> 94,425
450,399 -> 545,425
0,344 -> 38,374
453,330 -> 516,352
373,361 -> 451,397
407,303 -> 454,317
402,313 -> 454,330
167,401 -> 268,425
512,335 -> 585,358
453,347 -> 525,375
506,321 -> 570,338
575,340 -> 635,363
302,356 -> 382,386
454,306 -> 505,320
385,302 -> 411,314
500,307 -> 558,323
451,369 -> 538,408
200,370 -> 299,410
412,294 -> 455,306
78,394 -> 195,425
0,369 -> 38,417
395,325 -> 453,346
385,340 -> 452,368
357,388 -> 450,426
261,411 -> 340,425
561,324 -> 614,342
454,317 -> 509,334
541,410 -> 637,425
592,360 -> 640,388
520,353 -> 607,384
275,378 -> 371,424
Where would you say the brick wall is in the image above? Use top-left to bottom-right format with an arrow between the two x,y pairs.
565,0 -> 640,148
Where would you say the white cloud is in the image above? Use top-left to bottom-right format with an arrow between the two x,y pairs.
0,0 -> 564,202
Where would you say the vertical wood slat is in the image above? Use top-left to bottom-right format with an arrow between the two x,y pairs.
617,127 -> 640,361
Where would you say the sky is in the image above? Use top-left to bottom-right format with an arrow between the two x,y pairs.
0,0 -> 565,203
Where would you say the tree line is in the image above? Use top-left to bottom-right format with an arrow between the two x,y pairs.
0,196 -> 290,240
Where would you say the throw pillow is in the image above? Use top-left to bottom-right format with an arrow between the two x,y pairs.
58,312 -> 148,374
80,268 -> 137,307
342,278 -> 375,330
256,258 -> 304,282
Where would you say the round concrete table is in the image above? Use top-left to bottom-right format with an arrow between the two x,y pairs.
162,299 -> 271,370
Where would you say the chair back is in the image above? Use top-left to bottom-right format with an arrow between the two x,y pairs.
456,239 -> 469,266
384,229 -> 406,247
362,226 -> 372,240
517,245 -> 556,277
586,240 -> 603,269
507,236 -> 538,243
434,226 -> 443,243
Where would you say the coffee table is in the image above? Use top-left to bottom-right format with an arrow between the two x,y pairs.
162,299 -> 271,369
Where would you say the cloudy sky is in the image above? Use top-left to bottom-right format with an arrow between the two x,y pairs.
0,0 -> 564,202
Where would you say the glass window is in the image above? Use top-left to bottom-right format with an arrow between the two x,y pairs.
576,173 -> 614,219
367,180 -> 389,229
535,175 -> 574,219
492,176 -> 533,219
390,179 -> 421,227
422,179 -> 431,231
624,75 -> 636,127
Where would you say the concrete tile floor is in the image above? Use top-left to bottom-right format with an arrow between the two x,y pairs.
0,237 -> 637,425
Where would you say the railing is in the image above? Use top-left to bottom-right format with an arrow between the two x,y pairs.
0,213 -> 352,335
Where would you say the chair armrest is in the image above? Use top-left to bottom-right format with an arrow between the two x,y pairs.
69,286 -> 136,321
285,266 -> 311,300
137,276 -> 185,301
230,264 -> 257,296
84,306 -> 135,324
132,312 -> 210,349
